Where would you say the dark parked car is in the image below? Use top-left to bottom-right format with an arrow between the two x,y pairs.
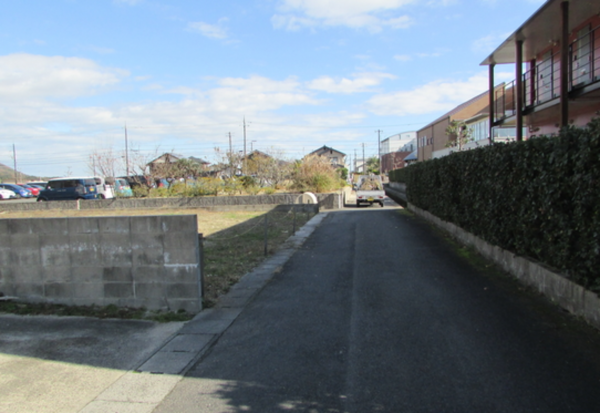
37,177 -> 99,201
119,175 -> 155,188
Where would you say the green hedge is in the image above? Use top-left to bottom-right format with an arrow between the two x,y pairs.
389,119 -> 600,292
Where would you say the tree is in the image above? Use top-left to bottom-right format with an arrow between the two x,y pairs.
88,148 -> 124,178
445,120 -> 473,150
365,156 -> 380,175
245,148 -> 293,188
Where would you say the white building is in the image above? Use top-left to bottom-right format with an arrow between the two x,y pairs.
380,131 -> 417,155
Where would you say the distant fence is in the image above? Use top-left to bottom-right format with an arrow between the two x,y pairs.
0,215 -> 203,313
0,192 -> 343,212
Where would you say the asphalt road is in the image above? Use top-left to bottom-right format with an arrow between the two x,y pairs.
153,205 -> 600,413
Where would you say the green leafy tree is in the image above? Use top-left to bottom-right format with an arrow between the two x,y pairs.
445,120 -> 474,150
365,156 -> 380,175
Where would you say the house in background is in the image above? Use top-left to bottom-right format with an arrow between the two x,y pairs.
309,145 -> 347,169
147,153 -> 209,176
417,90 -> 490,162
481,0 -> 600,139
417,85 -> 522,162
380,131 -> 416,173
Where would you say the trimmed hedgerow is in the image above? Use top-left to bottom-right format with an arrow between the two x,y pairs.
389,118 -> 600,293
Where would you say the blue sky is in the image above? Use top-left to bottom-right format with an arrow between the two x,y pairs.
0,0 -> 545,178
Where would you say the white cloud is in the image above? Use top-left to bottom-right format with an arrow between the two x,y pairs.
0,54 -> 127,101
394,54 -> 412,62
187,18 -> 229,40
307,72 -> 396,94
208,75 -> 320,113
272,0 -> 415,32
367,72 -> 490,116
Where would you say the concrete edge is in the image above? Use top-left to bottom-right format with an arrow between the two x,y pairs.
406,202 -> 600,331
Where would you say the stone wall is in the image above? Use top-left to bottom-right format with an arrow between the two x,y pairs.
0,215 -> 202,313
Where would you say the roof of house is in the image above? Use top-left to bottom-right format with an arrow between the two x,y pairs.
148,153 -> 209,166
188,156 -> 209,165
309,145 -> 346,157
417,89 -> 490,132
147,153 -> 183,164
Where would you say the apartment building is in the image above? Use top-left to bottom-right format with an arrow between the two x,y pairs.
481,0 -> 600,138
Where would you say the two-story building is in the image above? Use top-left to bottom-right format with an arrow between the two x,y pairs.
380,131 -> 417,173
308,145 -> 347,169
481,0 -> 600,139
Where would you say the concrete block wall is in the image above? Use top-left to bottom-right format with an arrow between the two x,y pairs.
0,192 -> 343,212
0,215 -> 202,313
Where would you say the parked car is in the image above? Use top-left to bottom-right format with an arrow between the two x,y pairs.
27,181 -> 47,189
0,188 -> 16,200
109,177 -> 133,197
119,175 -> 154,189
19,184 -> 40,196
93,176 -> 114,199
0,183 -> 33,198
37,177 -> 100,201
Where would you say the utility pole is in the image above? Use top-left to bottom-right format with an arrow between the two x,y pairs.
376,129 -> 382,174
243,117 -> 247,174
13,144 -> 18,183
124,124 -> 130,177
228,132 -> 233,173
362,143 -> 366,174
354,149 -> 357,174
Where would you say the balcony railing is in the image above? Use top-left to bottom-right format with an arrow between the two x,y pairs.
494,24 -> 600,123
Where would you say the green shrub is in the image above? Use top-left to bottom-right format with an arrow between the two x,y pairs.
394,119 -> 600,292
132,185 -> 149,197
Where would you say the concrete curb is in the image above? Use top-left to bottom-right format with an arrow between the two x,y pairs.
78,211 -> 329,412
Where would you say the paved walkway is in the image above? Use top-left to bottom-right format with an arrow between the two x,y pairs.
0,211 -> 328,413
3,201 -> 600,412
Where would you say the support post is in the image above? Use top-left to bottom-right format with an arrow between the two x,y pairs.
488,64 -> 495,142
516,39 -> 524,142
560,1 -> 570,128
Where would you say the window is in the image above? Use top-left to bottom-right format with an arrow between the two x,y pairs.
468,119 -> 489,141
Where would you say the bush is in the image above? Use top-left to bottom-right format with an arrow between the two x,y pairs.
390,119 -> 600,292
292,155 -> 345,193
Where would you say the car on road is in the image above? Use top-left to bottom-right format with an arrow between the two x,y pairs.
37,177 -> 100,201
354,175 -> 385,207
0,188 -> 17,200
0,183 -> 33,198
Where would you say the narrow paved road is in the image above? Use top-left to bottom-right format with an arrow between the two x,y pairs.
154,205 -> 600,412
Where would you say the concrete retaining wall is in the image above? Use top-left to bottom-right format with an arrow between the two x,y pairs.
0,215 -> 202,313
385,183 -> 407,206
0,192 -> 342,212
406,203 -> 600,330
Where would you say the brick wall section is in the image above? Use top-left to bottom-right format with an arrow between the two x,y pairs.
0,215 -> 202,313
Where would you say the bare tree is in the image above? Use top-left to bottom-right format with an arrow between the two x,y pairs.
88,148 -> 124,177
